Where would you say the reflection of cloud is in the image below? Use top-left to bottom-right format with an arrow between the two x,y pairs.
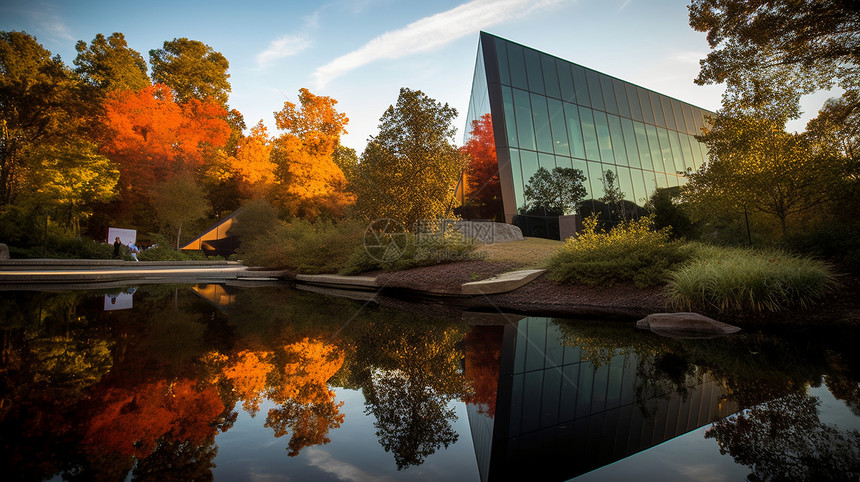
255,13 -> 319,67
313,0 -> 566,88
678,464 -> 732,482
305,447 -> 393,482
249,472 -> 289,482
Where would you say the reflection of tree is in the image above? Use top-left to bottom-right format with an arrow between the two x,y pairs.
264,339 -> 345,457
825,351 -> 860,417
221,350 -> 271,416
463,325 -> 503,417
352,319 -> 467,470
83,379 -> 224,458
131,439 -> 218,481
706,392 -> 860,481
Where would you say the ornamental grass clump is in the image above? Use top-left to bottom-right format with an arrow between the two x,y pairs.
546,214 -> 686,287
665,247 -> 839,313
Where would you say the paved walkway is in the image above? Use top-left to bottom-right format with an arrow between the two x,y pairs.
0,259 -> 545,296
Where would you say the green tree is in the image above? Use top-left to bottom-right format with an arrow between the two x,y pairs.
151,172 -> 211,249
689,0 -> 859,127
687,114 -> 839,237
646,186 -> 696,240
74,32 -> 150,94
150,38 -> 231,108
353,88 -> 467,228
22,140 -> 119,235
0,31 -> 82,206
522,166 -> 587,216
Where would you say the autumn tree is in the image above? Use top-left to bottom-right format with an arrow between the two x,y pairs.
149,38 -> 230,108
99,83 -> 230,197
689,0 -> 860,128
151,171 -> 210,249
74,32 -> 149,95
460,113 -> 502,220
353,88 -> 467,228
270,88 -> 353,220
0,31 -> 82,205
228,121 -> 274,198
687,114 -> 839,236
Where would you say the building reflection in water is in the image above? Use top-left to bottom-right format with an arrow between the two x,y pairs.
465,317 -> 738,481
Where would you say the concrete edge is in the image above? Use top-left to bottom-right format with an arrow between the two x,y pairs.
461,269 -> 547,295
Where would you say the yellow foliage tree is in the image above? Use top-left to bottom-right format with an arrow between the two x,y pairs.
271,88 -> 353,220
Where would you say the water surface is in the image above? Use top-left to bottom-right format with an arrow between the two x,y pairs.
1,283 -> 858,481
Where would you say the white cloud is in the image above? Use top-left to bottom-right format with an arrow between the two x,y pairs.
255,12 -> 319,67
313,0 -> 567,89
256,34 -> 312,66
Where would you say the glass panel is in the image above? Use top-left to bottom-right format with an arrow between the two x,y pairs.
631,168 -> 648,206
555,155 -> 572,169
683,104 -> 697,135
621,117 -> 640,168
638,87 -> 654,125
524,49 -> 545,94
656,171 -> 669,189
507,43 -> 528,90
572,158 -> 591,198
513,88 -> 536,150
557,60 -> 576,103
564,102 -> 586,159
542,55 -> 561,99
587,161 -> 606,199
635,122 -> 653,170
520,150 -> 540,198
661,97 -> 677,131
668,130 -> 685,173
626,83 -> 643,121
651,92 -> 666,127
673,101 -> 687,133
618,167 -> 635,202
600,74 -> 618,115
539,152 -> 556,171
548,98 -> 570,156
667,174 -> 680,187
510,149 -> 525,208
608,114 -> 627,167
680,133 -> 696,171
689,133 -> 704,170
593,110 -> 614,164
571,64 -> 590,107
644,168 -> 659,194
657,129 -> 674,174
495,37 -> 511,86
579,106 -> 601,161
645,125 -> 663,172
531,93 -> 553,153
586,70 -> 605,111
691,107 -> 705,133
502,86 -> 518,147
613,78 -> 630,118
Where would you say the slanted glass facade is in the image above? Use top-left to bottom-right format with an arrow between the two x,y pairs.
465,32 -> 713,223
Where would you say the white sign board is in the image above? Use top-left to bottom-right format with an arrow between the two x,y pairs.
107,227 -> 136,246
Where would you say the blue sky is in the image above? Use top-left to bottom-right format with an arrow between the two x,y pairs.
1,0 -> 823,152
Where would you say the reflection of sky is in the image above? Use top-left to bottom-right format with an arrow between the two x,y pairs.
575,385 -> 860,481
212,388 -> 480,481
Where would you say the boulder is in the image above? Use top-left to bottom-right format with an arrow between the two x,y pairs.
636,312 -> 741,339
454,221 -> 524,244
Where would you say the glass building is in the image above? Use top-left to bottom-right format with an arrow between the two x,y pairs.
464,32 -> 713,224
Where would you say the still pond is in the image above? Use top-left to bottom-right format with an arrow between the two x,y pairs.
1,283 -> 859,481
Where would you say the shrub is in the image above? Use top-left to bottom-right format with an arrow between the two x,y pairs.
665,247 -> 839,313
238,218 -> 365,273
545,214 -> 686,287
137,234 -> 214,261
341,222 -> 482,274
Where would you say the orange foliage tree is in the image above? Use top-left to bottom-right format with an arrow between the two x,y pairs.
463,325 -> 504,417
99,83 -> 230,197
83,379 -> 224,458
460,113 -> 503,220
221,350 -> 272,416
227,121 -> 275,198
271,88 -> 353,220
